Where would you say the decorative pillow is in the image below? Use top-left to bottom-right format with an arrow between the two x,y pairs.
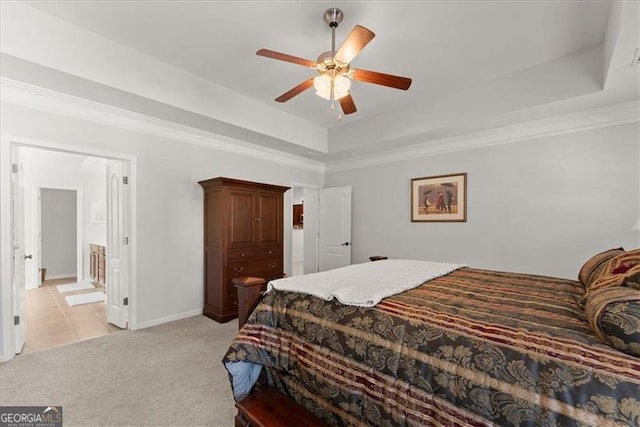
607,248 -> 640,271
578,248 -> 625,289
585,265 -> 640,300
612,264 -> 633,274
585,286 -> 640,357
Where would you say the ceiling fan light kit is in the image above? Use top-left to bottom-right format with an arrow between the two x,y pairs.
257,7 -> 412,120
314,73 -> 351,100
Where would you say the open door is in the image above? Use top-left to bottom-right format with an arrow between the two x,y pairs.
11,147 -> 26,354
106,161 -> 128,329
318,187 -> 352,272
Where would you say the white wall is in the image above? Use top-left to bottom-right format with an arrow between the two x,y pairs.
292,230 -> 303,261
325,123 -> 640,279
40,188 -> 76,278
20,147 -> 107,288
2,101 -> 324,328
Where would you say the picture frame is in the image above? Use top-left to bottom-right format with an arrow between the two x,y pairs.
411,173 -> 467,222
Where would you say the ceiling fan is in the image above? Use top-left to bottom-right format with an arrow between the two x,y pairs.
257,7 -> 412,119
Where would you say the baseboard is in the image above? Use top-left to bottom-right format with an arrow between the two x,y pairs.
136,308 -> 204,329
44,274 -> 76,281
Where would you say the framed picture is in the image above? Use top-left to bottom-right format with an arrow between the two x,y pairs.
411,173 -> 467,222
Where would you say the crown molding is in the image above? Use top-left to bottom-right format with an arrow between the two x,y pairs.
0,77 -> 325,173
326,100 -> 640,173
3,77 -> 637,177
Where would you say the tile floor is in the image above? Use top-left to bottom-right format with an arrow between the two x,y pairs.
23,277 -> 121,354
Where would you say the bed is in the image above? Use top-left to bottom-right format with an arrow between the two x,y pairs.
223,253 -> 640,426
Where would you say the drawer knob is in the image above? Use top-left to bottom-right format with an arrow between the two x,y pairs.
234,266 -> 244,273
240,253 -> 245,257
267,250 -> 273,255
269,263 -> 276,268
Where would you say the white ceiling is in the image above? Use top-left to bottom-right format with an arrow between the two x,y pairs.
27,0 -> 613,130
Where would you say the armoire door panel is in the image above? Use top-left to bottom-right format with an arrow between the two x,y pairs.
256,193 -> 281,246
229,191 -> 255,247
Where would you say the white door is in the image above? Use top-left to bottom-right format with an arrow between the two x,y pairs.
302,188 -> 319,274
106,162 -> 128,328
11,148 -> 26,354
36,189 -> 42,287
318,187 -> 352,272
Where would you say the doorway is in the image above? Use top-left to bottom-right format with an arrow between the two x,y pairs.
289,186 -> 319,276
1,138 -> 135,361
291,188 -> 304,276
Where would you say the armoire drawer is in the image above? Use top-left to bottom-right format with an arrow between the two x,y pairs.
258,247 -> 281,258
227,258 -> 281,277
228,261 -> 249,276
251,258 -> 281,272
228,248 -> 257,261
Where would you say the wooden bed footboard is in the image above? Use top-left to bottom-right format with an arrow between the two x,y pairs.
235,388 -> 326,426
232,278 -> 326,426
233,277 -> 267,329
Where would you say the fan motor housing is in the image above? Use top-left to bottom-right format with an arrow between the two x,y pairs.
316,51 -> 349,74
323,8 -> 343,27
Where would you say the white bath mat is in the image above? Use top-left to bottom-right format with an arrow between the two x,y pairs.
65,291 -> 106,307
57,280 -> 95,293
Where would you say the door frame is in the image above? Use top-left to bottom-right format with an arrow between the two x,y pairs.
0,135 -> 138,362
36,186 -> 83,286
287,183 -> 320,276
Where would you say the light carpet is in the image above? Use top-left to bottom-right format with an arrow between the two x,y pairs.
0,315 -> 239,426
56,280 -> 95,293
65,291 -> 106,306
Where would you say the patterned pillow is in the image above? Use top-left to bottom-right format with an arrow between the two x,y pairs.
607,248 -> 640,271
584,286 -> 640,357
578,248 -> 625,289
585,264 -> 640,300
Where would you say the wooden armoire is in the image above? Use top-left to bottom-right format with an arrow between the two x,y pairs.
198,177 -> 289,322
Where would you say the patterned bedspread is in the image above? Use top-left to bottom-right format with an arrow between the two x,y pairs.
223,268 -> 640,426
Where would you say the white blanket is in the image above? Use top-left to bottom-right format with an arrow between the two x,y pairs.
267,259 -> 466,307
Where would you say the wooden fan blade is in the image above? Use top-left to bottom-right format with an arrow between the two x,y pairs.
256,49 -> 317,68
334,25 -> 375,65
339,93 -> 357,115
352,69 -> 412,90
275,78 -> 314,102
